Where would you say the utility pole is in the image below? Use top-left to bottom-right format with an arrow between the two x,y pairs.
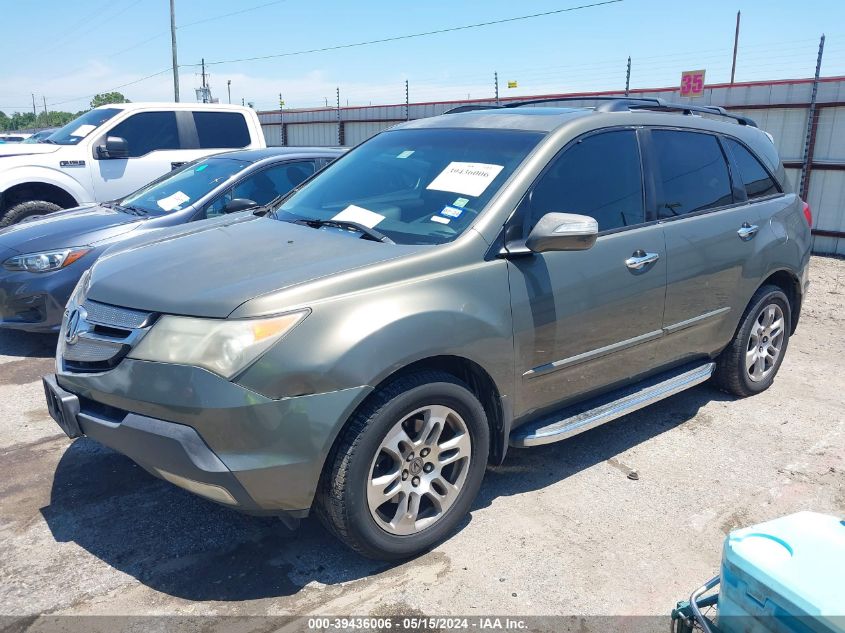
227,80 -> 231,104
42,96 -> 47,114
405,79 -> 410,120
799,34 -> 825,200
625,56 -> 631,96
730,11 -> 741,84
336,87 -> 342,146
494,71 -> 499,105
201,58 -> 208,103
31,94 -> 36,116
170,0 -> 180,101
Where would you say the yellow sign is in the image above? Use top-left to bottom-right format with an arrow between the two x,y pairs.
507,81 -> 518,89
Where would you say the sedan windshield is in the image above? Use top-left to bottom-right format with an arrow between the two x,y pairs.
274,128 -> 544,245
119,157 -> 250,214
47,108 -> 120,145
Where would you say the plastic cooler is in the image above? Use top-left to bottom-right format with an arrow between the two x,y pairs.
718,511 -> 845,633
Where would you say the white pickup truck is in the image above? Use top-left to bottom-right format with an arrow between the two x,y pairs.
0,102 -> 267,226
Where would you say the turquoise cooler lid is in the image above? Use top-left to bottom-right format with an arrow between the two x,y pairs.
724,511 -> 845,620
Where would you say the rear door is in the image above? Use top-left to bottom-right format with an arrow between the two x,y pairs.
507,128 -> 668,418
650,128 -> 766,361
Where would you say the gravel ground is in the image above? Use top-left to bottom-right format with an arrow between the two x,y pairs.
0,256 -> 843,626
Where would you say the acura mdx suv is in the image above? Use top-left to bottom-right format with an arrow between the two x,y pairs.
43,98 -> 812,560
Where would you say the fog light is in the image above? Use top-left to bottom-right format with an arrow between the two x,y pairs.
154,469 -> 238,505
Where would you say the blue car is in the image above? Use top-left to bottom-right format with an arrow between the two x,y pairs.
0,147 -> 342,332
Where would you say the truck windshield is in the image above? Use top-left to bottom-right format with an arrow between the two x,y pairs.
273,127 -> 544,245
47,108 -> 121,145
118,157 -> 250,214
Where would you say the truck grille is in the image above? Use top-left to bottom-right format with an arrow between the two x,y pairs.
59,299 -> 156,373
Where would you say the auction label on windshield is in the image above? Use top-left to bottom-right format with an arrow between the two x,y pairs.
332,205 -> 385,228
70,124 -> 97,138
426,162 -> 504,197
156,190 -> 190,211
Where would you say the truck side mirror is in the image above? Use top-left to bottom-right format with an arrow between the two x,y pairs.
97,136 -> 129,159
525,212 -> 599,253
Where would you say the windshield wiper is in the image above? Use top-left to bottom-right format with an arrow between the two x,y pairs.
105,202 -> 147,216
294,218 -> 394,244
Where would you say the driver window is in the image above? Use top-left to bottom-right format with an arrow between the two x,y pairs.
204,161 -> 317,218
510,130 -> 645,241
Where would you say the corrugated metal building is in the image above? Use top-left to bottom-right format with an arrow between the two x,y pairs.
259,77 -> 845,255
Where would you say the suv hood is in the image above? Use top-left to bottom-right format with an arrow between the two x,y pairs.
0,143 -> 61,157
87,216 -> 424,318
0,204 -> 142,252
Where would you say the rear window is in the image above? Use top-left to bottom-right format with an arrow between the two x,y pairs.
724,138 -> 780,199
652,130 -> 733,218
193,111 -> 250,149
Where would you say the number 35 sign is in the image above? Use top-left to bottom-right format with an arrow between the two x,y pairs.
680,70 -> 706,97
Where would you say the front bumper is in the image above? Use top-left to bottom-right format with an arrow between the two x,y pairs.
0,264 -> 82,332
47,360 -> 372,514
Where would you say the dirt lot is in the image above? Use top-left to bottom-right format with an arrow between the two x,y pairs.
1,256 -> 843,625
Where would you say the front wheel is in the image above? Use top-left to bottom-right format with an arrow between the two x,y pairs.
0,200 -> 62,227
712,284 -> 791,397
317,371 -> 490,560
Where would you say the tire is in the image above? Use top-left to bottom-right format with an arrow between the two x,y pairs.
0,200 -> 62,227
316,370 -> 490,560
712,284 -> 791,397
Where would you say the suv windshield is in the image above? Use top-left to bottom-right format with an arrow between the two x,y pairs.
274,128 -> 544,245
119,156 -> 250,214
47,108 -> 121,145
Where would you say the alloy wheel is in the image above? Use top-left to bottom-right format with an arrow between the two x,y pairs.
367,404 -> 472,536
746,303 -> 785,382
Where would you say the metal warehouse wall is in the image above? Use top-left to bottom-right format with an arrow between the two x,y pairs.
259,77 -> 845,255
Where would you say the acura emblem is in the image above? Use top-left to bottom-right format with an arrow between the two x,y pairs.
65,306 -> 90,345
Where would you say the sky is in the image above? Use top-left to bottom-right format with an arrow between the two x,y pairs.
1,0 -> 844,114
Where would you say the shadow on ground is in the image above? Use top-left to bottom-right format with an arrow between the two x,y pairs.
40,383 -> 732,602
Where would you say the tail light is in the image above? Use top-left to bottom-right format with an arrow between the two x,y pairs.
802,201 -> 812,227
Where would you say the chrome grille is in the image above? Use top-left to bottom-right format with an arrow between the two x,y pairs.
83,300 -> 152,329
59,299 -> 156,372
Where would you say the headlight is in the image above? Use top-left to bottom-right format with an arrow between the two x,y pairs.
3,248 -> 90,273
128,310 -> 308,379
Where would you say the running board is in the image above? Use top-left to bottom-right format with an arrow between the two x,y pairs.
509,362 -> 715,448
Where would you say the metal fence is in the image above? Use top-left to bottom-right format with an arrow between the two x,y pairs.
258,76 -> 845,256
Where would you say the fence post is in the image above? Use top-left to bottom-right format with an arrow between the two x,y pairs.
800,34 -> 825,201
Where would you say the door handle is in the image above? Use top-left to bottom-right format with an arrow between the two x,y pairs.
625,250 -> 660,270
737,222 -> 759,241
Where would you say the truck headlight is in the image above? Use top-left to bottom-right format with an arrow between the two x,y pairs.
3,248 -> 90,273
128,310 -> 308,379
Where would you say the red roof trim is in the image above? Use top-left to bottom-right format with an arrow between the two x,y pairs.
260,75 -> 845,117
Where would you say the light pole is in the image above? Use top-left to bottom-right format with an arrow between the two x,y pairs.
227,80 -> 231,104
170,0 -> 179,101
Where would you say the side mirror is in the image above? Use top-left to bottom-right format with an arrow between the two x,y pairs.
97,136 -> 129,159
525,212 -> 598,253
222,198 -> 258,213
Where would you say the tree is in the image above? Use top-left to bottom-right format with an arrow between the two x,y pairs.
90,92 -> 130,108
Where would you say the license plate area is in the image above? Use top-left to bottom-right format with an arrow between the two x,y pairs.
42,376 -> 83,439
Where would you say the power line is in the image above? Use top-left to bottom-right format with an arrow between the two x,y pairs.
192,0 -> 624,67
178,0 -> 291,29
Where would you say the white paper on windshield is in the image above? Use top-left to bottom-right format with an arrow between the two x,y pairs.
397,150 -> 415,159
430,215 -> 450,224
70,124 -> 97,138
156,190 -> 190,211
332,205 -> 385,228
426,162 -> 504,197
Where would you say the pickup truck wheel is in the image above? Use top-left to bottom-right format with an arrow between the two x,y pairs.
317,371 -> 489,560
0,200 -> 62,227
712,285 -> 791,397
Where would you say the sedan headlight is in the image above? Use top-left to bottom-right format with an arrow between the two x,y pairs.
3,248 -> 90,273
128,310 -> 308,379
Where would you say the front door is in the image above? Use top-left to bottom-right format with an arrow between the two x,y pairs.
92,111 -> 207,201
506,129 -> 668,419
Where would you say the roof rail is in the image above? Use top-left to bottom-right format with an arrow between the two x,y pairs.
444,96 -> 757,127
